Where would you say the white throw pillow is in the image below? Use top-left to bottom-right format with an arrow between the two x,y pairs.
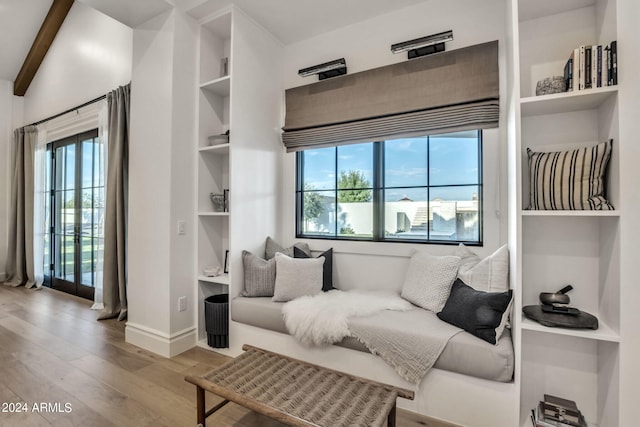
455,244 -> 511,342
455,244 -> 509,293
272,253 -> 324,302
401,252 -> 461,312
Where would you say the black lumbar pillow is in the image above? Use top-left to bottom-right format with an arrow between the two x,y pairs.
293,246 -> 334,291
437,278 -> 513,345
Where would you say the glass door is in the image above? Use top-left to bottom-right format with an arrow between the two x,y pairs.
46,129 -> 104,300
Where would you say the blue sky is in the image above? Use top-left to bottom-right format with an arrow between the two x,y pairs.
302,131 -> 480,201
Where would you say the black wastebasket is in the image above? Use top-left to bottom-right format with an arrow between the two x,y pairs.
204,294 -> 229,348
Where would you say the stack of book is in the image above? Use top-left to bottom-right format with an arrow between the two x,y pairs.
564,41 -> 617,92
530,394 -> 587,427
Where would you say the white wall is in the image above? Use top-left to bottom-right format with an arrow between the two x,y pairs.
0,80 -> 13,280
22,2 -> 132,125
280,0 -> 508,290
126,8 -> 197,356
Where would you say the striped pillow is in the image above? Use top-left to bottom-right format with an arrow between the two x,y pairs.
527,140 -> 613,210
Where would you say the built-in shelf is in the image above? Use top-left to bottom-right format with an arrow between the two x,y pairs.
520,86 -> 618,117
521,210 -> 620,217
520,316 -> 620,343
198,274 -> 230,286
199,143 -> 230,155
200,75 -> 230,97
198,211 -> 229,217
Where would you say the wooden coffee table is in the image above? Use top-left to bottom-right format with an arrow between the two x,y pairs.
185,344 -> 414,427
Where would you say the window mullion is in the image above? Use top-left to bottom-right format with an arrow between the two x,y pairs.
373,141 -> 383,241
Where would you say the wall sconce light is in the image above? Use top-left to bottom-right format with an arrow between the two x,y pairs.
391,30 -> 453,59
298,58 -> 347,80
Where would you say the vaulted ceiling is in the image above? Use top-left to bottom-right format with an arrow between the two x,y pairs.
0,0 -> 429,90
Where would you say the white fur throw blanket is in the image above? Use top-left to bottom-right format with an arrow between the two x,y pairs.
282,290 -> 462,383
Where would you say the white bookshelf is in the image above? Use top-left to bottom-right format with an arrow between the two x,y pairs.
193,7 -> 282,352
510,0 -> 620,425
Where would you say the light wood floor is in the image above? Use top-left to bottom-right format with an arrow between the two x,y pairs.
0,285 -> 458,427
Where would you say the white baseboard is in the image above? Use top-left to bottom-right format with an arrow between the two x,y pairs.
125,322 -> 196,358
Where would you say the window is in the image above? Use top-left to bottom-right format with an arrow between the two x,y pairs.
296,130 -> 482,244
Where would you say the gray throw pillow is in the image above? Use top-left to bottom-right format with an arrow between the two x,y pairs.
264,236 -> 311,260
272,253 -> 323,302
401,251 -> 460,312
241,250 -> 276,297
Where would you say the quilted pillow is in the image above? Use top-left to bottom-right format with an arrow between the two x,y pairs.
401,252 -> 460,312
527,139 -> 613,210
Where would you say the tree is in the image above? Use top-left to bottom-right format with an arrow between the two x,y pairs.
338,170 -> 372,202
303,184 -> 324,229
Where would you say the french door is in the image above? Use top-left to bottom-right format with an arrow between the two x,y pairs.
44,129 -> 104,300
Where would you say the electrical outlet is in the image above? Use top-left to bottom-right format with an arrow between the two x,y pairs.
178,296 -> 187,312
177,220 -> 186,235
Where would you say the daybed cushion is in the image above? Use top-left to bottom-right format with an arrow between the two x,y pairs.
231,296 -> 514,382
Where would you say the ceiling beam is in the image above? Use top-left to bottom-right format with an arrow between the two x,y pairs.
13,0 -> 75,97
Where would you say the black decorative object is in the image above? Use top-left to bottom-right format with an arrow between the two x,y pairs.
523,305 -> 598,330
204,294 -> 229,348
223,250 -> 229,274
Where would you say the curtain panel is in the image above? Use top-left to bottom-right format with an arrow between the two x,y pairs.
282,40 -> 499,152
5,126 -> 39,287
99,83 -> 130,321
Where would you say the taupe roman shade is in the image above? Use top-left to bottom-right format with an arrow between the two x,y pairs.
282,40 -> 499,152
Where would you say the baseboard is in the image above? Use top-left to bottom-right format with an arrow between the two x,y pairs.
125,322 -> 196,358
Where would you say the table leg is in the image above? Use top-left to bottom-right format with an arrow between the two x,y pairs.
197,386 -> 206,427
387,403 -> 396,427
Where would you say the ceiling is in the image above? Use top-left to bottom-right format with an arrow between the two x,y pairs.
182,0 -> 430,45
0,0 -> 428,83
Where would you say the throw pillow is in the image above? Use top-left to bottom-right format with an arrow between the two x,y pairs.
437,278 -> 513,345
264,236 -> 311,260
272,253 -> 324,302
527,139 -> 614,210
456,244 -> 509,293
455,244 -> 511,335
241,251 -> 276,297
293,246 -> 334,291
400,252 -> 460,312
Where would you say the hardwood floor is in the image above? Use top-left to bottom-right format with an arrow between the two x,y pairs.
0,285 -> 459,427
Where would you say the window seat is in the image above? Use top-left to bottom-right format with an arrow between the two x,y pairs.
231,296 -> 514,383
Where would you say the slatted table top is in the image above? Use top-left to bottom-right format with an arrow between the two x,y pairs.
186,345 -> 414,427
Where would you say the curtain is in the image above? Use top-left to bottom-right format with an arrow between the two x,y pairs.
5,126 -> 39,288
282,41 -> 499,152
92,100 -> 109,310
99,84 -> 130,321
32,125 -> 48,287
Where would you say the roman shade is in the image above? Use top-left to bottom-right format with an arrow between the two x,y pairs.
282,40 -> 499,152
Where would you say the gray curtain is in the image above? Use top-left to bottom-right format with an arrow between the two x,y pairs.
99,84 -> 130,321
5,126 -> 38,288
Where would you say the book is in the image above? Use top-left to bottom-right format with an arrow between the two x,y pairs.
544,394 -> 578,412
596,45 -> 602,87
572,48 -> 579,90
578,46 -> 586,90
564,56 -> 573,91
610,40 -> 617,85
584,45 -> 592,89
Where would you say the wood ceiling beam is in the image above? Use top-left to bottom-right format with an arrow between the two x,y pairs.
13,0 -> 75,97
